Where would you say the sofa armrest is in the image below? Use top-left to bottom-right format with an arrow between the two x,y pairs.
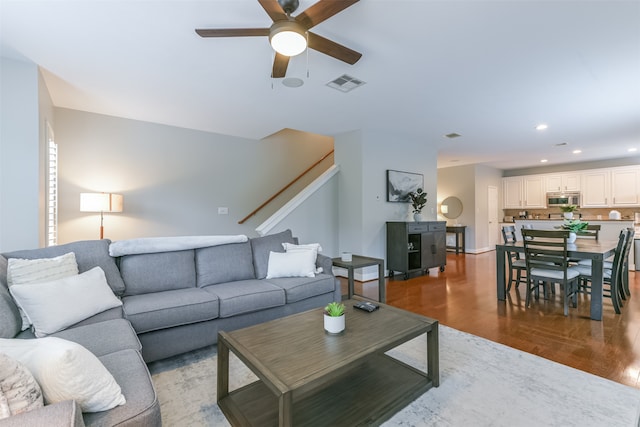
0,400 -> 85,427
316,254 -> 334,276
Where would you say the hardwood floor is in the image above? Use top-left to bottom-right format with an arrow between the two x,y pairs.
343,250 -> 640,389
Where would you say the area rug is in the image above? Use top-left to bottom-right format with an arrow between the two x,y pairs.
148,325 -> 640,426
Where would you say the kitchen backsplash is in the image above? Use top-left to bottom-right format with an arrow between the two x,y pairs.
503,207 -> 639,222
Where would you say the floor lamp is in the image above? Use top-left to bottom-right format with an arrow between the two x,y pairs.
80,193 -> 124,239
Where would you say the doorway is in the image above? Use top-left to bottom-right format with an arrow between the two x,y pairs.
488,186 -> 499,249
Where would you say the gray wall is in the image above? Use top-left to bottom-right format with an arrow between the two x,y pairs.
0,57 -> 52,252
55,108 -> 334,243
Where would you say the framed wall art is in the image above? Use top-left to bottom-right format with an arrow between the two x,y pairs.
386,169 -> 423,202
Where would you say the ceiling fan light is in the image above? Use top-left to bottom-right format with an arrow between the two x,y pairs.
269,21 -> 306,57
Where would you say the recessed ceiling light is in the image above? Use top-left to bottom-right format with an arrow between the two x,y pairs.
540,159 -> 548,163
535,124 -> 548,131
629,148 -> 638,152
573,149 -> 582,154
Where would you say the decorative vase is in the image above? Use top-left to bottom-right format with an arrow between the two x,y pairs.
568,232 -> 577,243
324,314 -> 345,334
413,213 -> 424,222
564,212 -> 574,220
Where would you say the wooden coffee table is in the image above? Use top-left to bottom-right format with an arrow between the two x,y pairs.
217,297 -> 439,426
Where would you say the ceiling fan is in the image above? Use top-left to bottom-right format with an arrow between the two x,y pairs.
195,0 -> 362,78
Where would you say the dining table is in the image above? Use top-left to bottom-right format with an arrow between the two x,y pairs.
496,238 -> 620,321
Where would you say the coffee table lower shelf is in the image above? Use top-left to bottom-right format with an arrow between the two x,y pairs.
218,352 -> 434,426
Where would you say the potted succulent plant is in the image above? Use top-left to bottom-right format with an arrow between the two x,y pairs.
408,188 -> 427,222
560,204 -> 578,219
323,301 -> 345,334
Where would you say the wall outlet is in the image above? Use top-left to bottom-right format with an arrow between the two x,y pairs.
217,207 -> 228,215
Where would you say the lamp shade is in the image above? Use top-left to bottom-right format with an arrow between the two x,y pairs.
80,193 -> 123,213
269,20 -> 306,57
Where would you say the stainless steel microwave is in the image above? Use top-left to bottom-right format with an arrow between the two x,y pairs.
546,192 -> 581,207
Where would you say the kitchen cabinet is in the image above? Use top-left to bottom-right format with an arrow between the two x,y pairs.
611,167 -> 640,206
581,170 -> 610,207
581,166 -> 640,208
545,173 -> 581,192
386,221 -> 446,280
502,175 -> 546,209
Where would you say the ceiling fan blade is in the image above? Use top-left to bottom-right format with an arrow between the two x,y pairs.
307,32 -> 361,65
272,52 -> 290,78
195,28 -> 269,37
258,0 -> 288,22
296,0 -> 359,29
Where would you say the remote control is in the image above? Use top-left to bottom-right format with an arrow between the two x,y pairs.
354,301 -> 379,312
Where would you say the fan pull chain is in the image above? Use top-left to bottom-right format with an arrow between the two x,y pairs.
306,32 -> 310,78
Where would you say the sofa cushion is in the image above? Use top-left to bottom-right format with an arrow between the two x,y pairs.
51,319 -> 141,357
203,279 -> 285,318
123,288 -> 219,334
2,239 -> 126,296
120,250 -> 196,296
265,273 -> 338,303
83,349 -> 161,427
9,267 -> 123,338
250,229 -> 295,279
266,250 -> 317,279
0,257 -> 21,338
195,241 -> 255,286
0,337 -> 126,413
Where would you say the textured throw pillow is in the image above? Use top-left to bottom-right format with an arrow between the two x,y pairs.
0,353 -> 44,419
0,337 -> 126,413
266,250 -> 316,279
9,267 -> 122,337
6,252 -> 79,331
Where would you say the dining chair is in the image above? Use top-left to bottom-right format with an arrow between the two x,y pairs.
521,229 -> 581,316
578,224 -> 600,240
501,225 -> 527,291
574,230 -> 627,314
620,228 -> 635,298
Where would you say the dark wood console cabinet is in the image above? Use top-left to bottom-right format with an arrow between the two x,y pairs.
386,221 -> 447,280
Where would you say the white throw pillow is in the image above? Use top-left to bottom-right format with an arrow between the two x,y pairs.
0,353 -> 44,419
266,250 -> 316,279
0,337 -> 126,413
9,267 -> 122,338
7,252 -> 79,331
282,243 -> 323,274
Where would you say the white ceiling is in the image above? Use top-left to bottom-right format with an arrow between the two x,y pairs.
2,0 -> 639,170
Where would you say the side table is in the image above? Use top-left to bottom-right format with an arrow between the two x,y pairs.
446,226 -> 466,255
331,255 -> 385,303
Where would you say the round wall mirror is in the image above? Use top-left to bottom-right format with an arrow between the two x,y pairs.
441,196 -> 463,219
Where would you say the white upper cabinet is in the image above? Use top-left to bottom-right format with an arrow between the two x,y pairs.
545,173 -> 581,192
523,176 -> 546,208
611,167 -> 640,206
581,170 -> 610,207
502,175 -> 546,208
503,177 -> 523,209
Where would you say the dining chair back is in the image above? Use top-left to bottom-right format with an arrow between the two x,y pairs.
521,229 -> 581,316
501,225 -> 527,291
575,230 -> 627,314
620,227 -> 635,298
578,224 -> 600,240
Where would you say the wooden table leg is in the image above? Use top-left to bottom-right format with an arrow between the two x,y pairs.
496,247 -> 507,300
427,323 -> 440,387
590,257 -> 604,321
279,391 -> 293,427
217,336 -> 229,402
347,267 -> 355,299
378,261 -> 385,303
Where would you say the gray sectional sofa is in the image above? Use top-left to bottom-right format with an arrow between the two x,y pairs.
0,229 -> 340,426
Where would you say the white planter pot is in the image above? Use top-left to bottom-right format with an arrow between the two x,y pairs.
413,213 -> 424,222
324,314 -> 345,334
563,212 -> 574,219
568,232 -> 577,243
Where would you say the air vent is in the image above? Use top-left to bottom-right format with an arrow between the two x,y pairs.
445,133 -> 462,139
554,142 -> 568,147
326,74 -> 366,93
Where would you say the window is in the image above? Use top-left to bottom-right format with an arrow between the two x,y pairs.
46,122 -> 58,246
